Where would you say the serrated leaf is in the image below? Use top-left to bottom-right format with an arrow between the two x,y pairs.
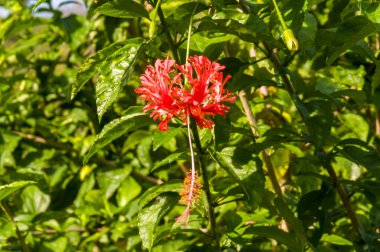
83,106 -> 151,164
0,181 -> 36,201
215,147 -> 265,209
139,180 -> 181,209
151,152 -> 188,172
72,42 -> 125,100
138,196 -> 176,250
153,127 -> 181,151
96,38 -> 145,120
96,0 -> 149,19
245,226 -> 302,252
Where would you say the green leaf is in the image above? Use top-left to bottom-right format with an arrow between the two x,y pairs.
215,147 -> 265,209
214,115 -> 231,148
83,106 -> 151,164
0,181 -> 36,201
320,234 -> 353,246
96,0 -> 149,19
32,0 -> 48,12
152,127 -> 182,151
116,177 -> 142,208
245,226 -> 302,252
336,141 -> 380,180
0,132 -> 21,171
151,152 -> 188,172
298,12 -> 317,57
96,167 -> 131,199
72,42 -> 125,100
302,98 -> 334,148
363,2 -> 380,24
187,32 -> 232,59
139,180 -> 181,209
327,16 -> 377,65
137,137 -> 153,168
229,69 -> 277,92
138,195 -> 176,250
198,15 -> 277,47
21,185 -> 50,214
42,237 -> 68,252
96,38 -> 145,120
274,197 -> 307,247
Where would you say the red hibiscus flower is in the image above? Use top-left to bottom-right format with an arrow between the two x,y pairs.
176,55 -> 236,129
135,55 -> 236,131
135,57 -> 184,131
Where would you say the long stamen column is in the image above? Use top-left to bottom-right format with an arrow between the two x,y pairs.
176,114 -> 202,225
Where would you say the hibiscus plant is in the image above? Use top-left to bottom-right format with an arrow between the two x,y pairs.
1,0 -> 380,251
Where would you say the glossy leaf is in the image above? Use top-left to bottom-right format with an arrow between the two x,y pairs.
96,38 -> 145,120
72,42 -> 125,100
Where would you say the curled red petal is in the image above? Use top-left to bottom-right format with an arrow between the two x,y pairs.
134,57 -> 184,131
177,55 -> 236,128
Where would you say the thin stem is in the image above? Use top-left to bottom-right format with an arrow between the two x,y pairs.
156,6 -> 180,62
324,162 -> 364,236
186,2 -> 199,62
271,0 -> 287,30
187,116 -> 196,185
238,90 -> 259,138
238,90 -> 286,216
0,202 -> 30,252
179,114 -> 197,225
262,152 -> 284,200
376,109 -> 380,136
190,122 -> 220,250
267,45 -> 364,239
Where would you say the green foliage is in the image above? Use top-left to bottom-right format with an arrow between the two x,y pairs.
0,181 -> 36,201
1,0 -> 380,251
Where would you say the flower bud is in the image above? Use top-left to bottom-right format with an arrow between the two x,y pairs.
283,29 -> 299,51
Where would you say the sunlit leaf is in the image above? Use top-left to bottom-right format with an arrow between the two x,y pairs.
72,42 -> 125,100
138,195 -> 176,250
96,0 -> 149,19
96,38 -> 145,120
0,181 -> 36,201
